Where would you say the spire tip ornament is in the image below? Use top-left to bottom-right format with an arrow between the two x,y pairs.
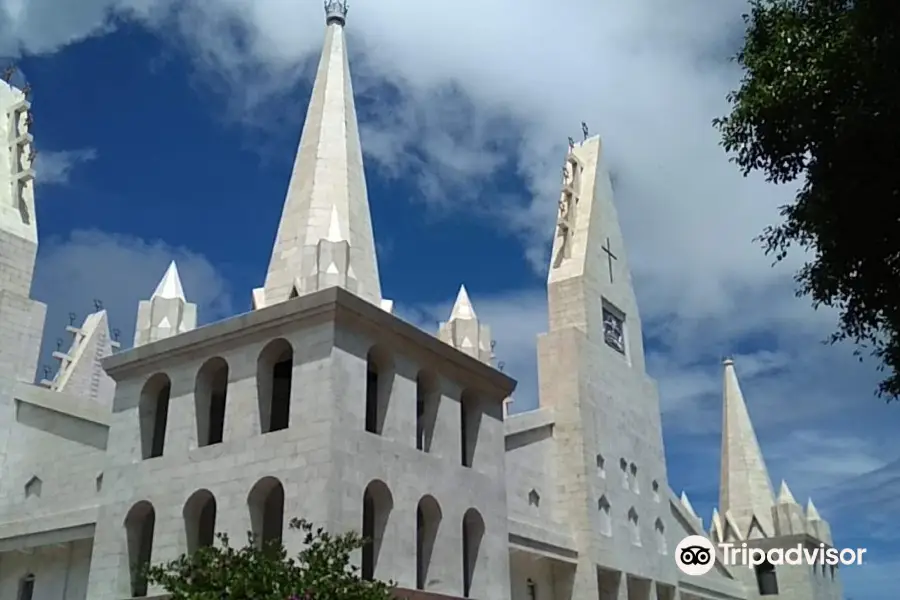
325,0 -> 349,25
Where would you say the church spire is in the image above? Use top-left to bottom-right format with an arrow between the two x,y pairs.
718,358 -> 776,533
254,0 -> 383,311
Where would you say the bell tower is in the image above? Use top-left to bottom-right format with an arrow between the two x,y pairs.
0,71 -> 47,383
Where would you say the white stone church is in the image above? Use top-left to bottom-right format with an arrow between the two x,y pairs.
0,3 -> 844,600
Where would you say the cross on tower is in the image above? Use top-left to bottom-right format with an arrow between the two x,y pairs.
602,237 -> 617,283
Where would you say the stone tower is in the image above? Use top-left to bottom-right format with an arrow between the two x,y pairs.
714,359 -> 842,600
85,4 -> 515,599
535,135 -> 679,599
0,74 -> 46,384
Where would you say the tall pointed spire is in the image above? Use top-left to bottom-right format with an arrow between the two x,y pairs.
254,0 -> 382,310
719,358 -> 776,533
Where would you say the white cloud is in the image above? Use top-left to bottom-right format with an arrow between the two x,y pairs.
32,230 -> 234,372
36,148 -> 98,185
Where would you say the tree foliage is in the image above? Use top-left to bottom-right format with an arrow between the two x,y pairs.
714,0 -> 900,400
144,518 -> 396,600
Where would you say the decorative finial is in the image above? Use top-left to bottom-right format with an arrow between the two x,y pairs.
324,0 -> 348,25
567,136 -> 575,152
581,121 -> 589,140
93,299 -> 103,311
1,64 -> 14,83
68,312 -> 77,325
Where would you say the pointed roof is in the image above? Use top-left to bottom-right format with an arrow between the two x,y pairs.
450,285 -> 477,320
261,3 -> 381,307
718,358 -> 776,523
778,480 -> 797,504
152,261 -> 185,300
680,491 -> 698,517
806,498 -> 821,521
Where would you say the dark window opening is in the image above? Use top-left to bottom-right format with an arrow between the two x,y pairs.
755,561 -> 779,596
270,360 -> 291,432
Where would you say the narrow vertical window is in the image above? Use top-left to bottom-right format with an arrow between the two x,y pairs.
257,339 -> 293,433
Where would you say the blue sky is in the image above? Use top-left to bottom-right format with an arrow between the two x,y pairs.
3,0 -> 897,597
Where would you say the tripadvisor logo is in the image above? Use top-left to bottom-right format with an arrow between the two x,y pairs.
675,535 -> 867,576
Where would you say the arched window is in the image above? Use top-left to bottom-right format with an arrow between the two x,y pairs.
526,579 -> 537,600
195,357 -> 229,446
257,339 -> 293,433
139,373 -> 171,459
629,463 -> 639,493
184,489 -> 217,553
365,347 -> 392,435
248,477 -> 285,549
596,453 -> 606,478
362,480 -> 393,581
416,370 -> 438,451
416,495 -> 442,590
627,507 -> 640,546
462,509 -> 485,598
651,479 -> 660,502
125,501 -> 156,597
17,574 -> 34,600
619,458 -> 628,489
460,391 -> 480,468
755,561 -> 779,595
655,518 -> 667,555
597,496 -> 611,536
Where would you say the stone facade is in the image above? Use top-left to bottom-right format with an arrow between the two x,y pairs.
0,5 -> 842,600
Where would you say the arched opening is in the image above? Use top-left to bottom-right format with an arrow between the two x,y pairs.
248,477 -> 285,550
195,357 -> 229,446
17,573 -> 34,600
183,489 -> 217,553
755,561 -> 779,595
460,390 -> 481,468
597,495 -> 611,536
362,479 -> 393,581
461,508 -> 485,598
365,347 -> 392,435
629,462 -> 639,493
654,518 -> 667,554
526,579 -> 537,600
416,370 -> 439,451
619,458 -> 629,489
416,495 -> 442,590
124,501 -> 156,598
257,339 -> 293,433
139,373 -> 171,459
627,507 -> 640,546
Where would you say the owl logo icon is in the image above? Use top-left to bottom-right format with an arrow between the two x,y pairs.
675,535 -> 716,576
